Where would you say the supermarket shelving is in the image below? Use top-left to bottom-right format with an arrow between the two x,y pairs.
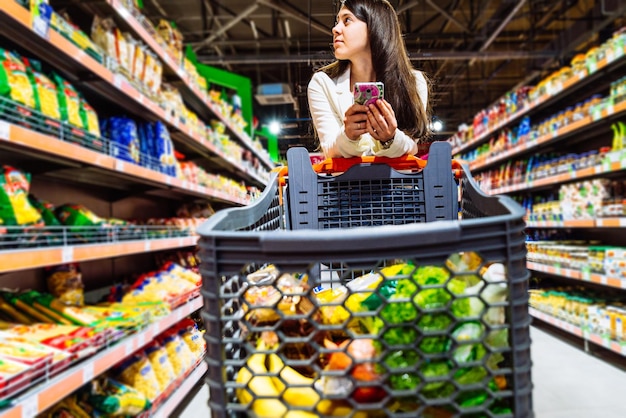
94,0 -> 273,170
0,296 -> 203,418
469,96 -> 626,174
452,48 -> 626,156
0,119 -> 249,205
151,360 -> 208,418
527,261 -> 626,290
0,0 -> 269,189
0,233 -> 198,274
529,307 -> 626,357
525,218 -> 626,228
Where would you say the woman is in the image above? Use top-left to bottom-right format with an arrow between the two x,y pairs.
308,0 -> 431,158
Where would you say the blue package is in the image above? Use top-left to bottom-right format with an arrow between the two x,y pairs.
108,117 -> 140,164
153,121 -> 176,176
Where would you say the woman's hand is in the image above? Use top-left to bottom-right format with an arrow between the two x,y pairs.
344,104 -> 369,140
366,99 -> 397,143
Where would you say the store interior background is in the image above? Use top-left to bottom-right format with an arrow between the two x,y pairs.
122,0 -> 625,157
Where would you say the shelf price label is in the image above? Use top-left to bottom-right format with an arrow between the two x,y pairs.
0,121 -> 9,140
83,362 -> 95,382
62,246 -> 74,263
21,397 -> 39,418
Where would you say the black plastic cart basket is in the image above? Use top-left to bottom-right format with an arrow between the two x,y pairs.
198,142 -> 532,418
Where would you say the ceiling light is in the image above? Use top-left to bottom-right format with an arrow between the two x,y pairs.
432,120 -> 443,132
269,121 -> 281,135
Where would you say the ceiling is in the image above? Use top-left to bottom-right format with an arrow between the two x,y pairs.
83,0 -> 626,153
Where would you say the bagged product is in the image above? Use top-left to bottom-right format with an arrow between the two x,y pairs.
175,318 -> 205,357
144,342 -> 176,391
0,49 -> 37,109
153,121 -> 176,176
103,117 -> 141,164
52,73 -> 84,129
28,194 -> 61,226
159,332 -> 194,376
79,95 -> 102,141
55,203 -> 105,227
116,353 -> 161,401
0,166 -> 43,226
22,58 -> 61,121
46,264 -> 84,306
79,377 -> 151,416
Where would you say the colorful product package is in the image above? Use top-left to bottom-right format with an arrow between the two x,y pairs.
0,166 -> 43,227
0,49 -> 37,109
144,342 -> 176,391
159,332 -> 194,376
80,96 -> 101,138
28,195 -> 61,226
22,58 -> 61,121
46,264 -> 84,306
52,72 -> 84,129
116,353 -> 161,401
79,377 -> 151,416
102,117 -> 141,164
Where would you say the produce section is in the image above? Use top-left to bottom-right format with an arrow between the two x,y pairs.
448,25 -> 626,362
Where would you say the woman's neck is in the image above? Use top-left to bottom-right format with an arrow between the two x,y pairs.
349,57 -> 376,88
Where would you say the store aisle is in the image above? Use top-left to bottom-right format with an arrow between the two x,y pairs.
176,326 -> 626,417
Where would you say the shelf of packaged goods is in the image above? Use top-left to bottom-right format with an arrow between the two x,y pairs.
0,235 -> 198,274
0,1 -> 268,187
527,261 -> 626,290
529,307 -> 626,357
100,0 -> 273,171
0,120 -> 249,206
469,98 -> 626,174
150,360 -> 208,418
451,48 -> 626,156
526,218 -> 626,229
0,297 -> 203,418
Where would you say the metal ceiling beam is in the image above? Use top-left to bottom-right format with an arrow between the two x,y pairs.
193,3 -> 260,52
197,50 -> 556,65
257,0 -> 330,36
424,0 -> 471,34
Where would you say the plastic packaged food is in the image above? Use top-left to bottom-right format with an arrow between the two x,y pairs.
0,166 -> 43,227
46,264 -> 84,306
79,377 -> 151,416
160,333 -> 194,376
53,73 -> 84,129
175,318 -> 205,357
0,49 -> 37,108
116,353 -> 161,401
144,342 -> 176,391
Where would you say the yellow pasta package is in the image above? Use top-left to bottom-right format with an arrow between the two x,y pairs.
0,49 -> 37,109
160,333 -> 194,376
116,353 -> 161,402
144,342 -> 176,391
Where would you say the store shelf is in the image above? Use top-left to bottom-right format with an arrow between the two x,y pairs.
0,119 -> 249,205
469,97 -> 626,174
526,218 -> 626,228
527,261 -> 626,290
0,297 -> 203,418
0,234 -> 198,273
76,0 -> 273,171
529,307 -> 626,356
452,48 -> 626,155
152,360 -> 208,418
0,1 -> 268,188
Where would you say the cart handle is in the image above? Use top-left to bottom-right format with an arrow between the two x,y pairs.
273,154 -> 463,179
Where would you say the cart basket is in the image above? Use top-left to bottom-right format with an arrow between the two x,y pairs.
198,142 -> 532,418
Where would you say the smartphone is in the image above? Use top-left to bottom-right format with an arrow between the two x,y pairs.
353,82 -> 384,106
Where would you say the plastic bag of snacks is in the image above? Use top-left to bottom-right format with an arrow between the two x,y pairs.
144,341 -> 176,391
46,264 -> 84,306
0,166 -> 43,227
175,318 -> 205,357
78,377 -> 151,416
159,332 -> 194,376
28,195 -> 61,226
0,49 -> 37,109
116,353 -> 161,402
22,58 -> 61,121
52,72 -> 84,129
80,96 -> 101,137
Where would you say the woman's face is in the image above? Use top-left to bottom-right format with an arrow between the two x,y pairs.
332,6 -> 369,60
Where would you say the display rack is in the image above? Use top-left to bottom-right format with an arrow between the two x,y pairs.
0,0 -> 270,189
529,307 -> 626,357
97,0 -> 272,170
528,262 -> 626,290
0,297 -> 203,418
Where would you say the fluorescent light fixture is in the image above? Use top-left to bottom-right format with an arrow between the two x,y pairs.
269,121 -> 281,135
432,120 -> 443,132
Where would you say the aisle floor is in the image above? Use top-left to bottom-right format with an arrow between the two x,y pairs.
176,326 -> 626,417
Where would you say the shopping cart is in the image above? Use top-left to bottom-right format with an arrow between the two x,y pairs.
198,142 -> 532,418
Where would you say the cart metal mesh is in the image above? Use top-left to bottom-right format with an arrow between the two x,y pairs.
198,142 -> 532,418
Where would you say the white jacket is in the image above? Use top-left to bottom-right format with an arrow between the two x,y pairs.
307,66 -> 428,158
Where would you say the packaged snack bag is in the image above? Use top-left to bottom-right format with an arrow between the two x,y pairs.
144,342 -> 176,391
52,73 -> 83,129
22,58 -> 60,121
80,96 -> 101,137
46,264 -> 84,306
79,377 -> 151,416
0,49 -> 37,109
159,333 -> 194,376
0,166 -> 43,226
116,353 -> 161,401
28,195 -> 61,226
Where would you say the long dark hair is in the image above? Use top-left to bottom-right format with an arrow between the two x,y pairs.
320,0 -> 431,141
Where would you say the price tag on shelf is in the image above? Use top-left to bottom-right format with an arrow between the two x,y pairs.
125,341 -> 133,356
113,74 -> 123,89
0,121 -> 10,140
144,241 -> 151,252
581,268 -> 591,282
115,160 -> 125,172
176,308 -> 183,321
137,332 -> 145,347
83,362 -> 94,382
62,246 -> 74,263
21,397 -> 39,418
